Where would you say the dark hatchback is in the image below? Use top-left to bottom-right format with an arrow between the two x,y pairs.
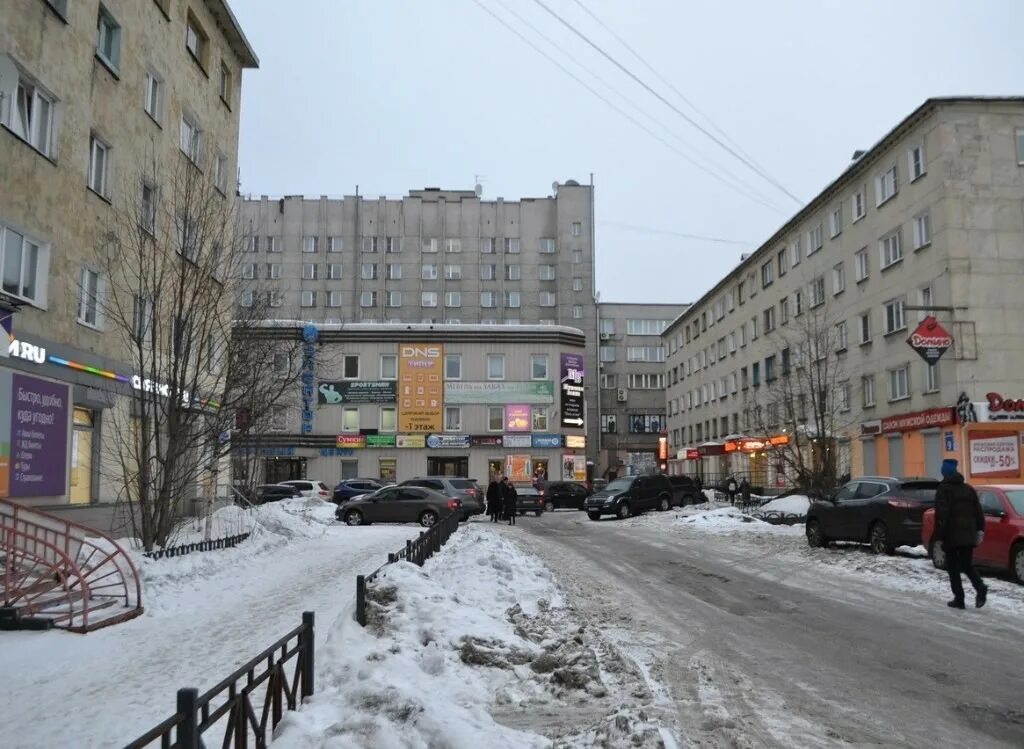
805,476 -> 939,554
514,485 -> 546,516
585,474 -> 674,520
538,481 -> 590,511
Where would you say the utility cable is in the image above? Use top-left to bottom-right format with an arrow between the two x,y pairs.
599,220 -> 752,246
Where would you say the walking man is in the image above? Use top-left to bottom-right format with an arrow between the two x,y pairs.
486,475 -> 502,522
502,477 -> 518,526
935,458 -> 988,609
727,476 -> 738,506
739,477 -> 751,509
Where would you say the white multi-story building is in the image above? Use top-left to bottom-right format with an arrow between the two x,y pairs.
665,97 -> 1024,489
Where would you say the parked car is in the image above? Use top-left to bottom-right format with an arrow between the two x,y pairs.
591,478 -> 608,494
333,478 -> 384,504
537,481 -> 590,512
514,485 -> 545,516
251,484 -> 302,504
805,476 -> 939,554
278,480 -> 331,500
585,474 -> 674,520
922,485 -> 1024,583
399,477 -> 484,517
336,485 -> 462,527
666,475 -> 701,506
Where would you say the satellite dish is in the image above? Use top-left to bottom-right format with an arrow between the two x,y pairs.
551,181 -> 559,195
474,183 -> 483,197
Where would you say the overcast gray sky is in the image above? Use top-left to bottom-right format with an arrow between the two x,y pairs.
231,0 -> 1023,305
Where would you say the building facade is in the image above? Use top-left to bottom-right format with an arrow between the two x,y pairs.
239,182 -> 600,465
596,302 -> 688,478
237,323 -> 590,487
0,0 -> 257,505
665,98 -> 1024,488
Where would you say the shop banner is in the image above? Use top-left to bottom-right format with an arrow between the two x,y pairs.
506,454 -> 532,482
502,434 -> 532,448
907,316 -> 953,365
532,434 -> 562,449
559,353 -> 585,429
318,380 -> 397,405
968,431 -> 1020,478
1,373 -> 71,498
880,407 -> 956,434
398,344 -> 443,433
366,434 -> 396,447
470,435 -> 503,447
336,434 -> 366,448
561,454 -> 587,481
565,435 -> 586,449
504,404 -> 531,432
396,434 -> 426,448
426,434 -> 471,449
444,381 -> 554,405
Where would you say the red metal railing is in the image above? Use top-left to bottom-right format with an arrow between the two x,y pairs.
1,499 -> 143,632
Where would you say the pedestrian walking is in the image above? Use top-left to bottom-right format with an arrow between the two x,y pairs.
739,478 -> 751,509
486,476 -> 502,522
727,476 -> 738,506
501,477 -> 518,526
934,458 -> 988,609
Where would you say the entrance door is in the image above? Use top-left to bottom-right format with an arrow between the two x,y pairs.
69,408 -> 94,504
488,459 -> 504,482
923,432 -> 942,479
887,436 -> 905,476
427,456 -> 468,477
264,458 -> 306,484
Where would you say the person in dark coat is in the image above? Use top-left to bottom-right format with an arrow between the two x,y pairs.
726,477 -> 738,505
501,477 -> 518,526
486,477 -> 502,522
739,478 -> 751,508
934,458 -> 988,609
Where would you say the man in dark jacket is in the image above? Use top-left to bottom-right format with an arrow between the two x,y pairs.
934,458 -> 988,609
501,477 -> 518,526
486,477 -> 502,522
739,478 -> 751,508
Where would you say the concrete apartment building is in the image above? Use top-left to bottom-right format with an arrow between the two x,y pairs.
596,302 -> 689,478
665,98 -> 1024,489
241,323 -> 589,487
240,181 -> 600,466
0,0 -> 257,506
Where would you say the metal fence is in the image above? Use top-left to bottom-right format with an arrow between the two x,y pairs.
142,532 -> 251,560
123,612 -> 314,749
355,512 -> 461,627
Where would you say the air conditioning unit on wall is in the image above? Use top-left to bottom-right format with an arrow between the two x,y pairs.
616,388 -> 628,402
600,332 -> 611,341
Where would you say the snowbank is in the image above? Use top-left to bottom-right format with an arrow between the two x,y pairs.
758,495 -> 811,515
674,506 -> 804,537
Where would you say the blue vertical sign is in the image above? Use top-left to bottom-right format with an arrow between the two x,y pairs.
944,431 -> 955,451
301,325 -> 318,435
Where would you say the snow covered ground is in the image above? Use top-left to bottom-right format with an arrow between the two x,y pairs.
757,494 -> 811,515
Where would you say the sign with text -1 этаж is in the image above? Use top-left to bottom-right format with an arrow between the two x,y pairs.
560,352 -> 584,429
0,372 -> 71,498
907,316 -> 953,366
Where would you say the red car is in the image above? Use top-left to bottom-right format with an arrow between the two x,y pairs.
922,484 -> 1024,583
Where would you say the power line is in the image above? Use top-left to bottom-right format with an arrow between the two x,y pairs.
469,0 -> 785,213
567,0 -> 768,175
599,220 -> 752,246
530,0 -> 803,205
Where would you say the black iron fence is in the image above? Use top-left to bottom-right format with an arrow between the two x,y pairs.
124,612 -> 314,749
143,532 -> 251,560
355,512 -> 461,627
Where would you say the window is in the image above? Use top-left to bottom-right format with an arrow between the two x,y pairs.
270,406 -> 289,431
239,290 -> 253,308
539,291 -> 556,307
761,260 -> 773,287
572,250 -> 583,264
78,267 -> 102,327
137,180 -> 159,234
855,248 -> 869,282
530,354 -> 548,380
487,406 -> 504,432
918,285 -> 933,321
328,236 -> 343,253
88,135 -> 111,197
852,189 -> 866,221
505,264 -> 521,281
781,348 -> 790,376
359,291 -> 377,308
600,373 -> 616,389
505,291 -> 521,308
421,264 -> 437,280
444,264 -> 462,280
599,345 -> 616,362
539,264 -> 556,281
132,295 -> 153,345
764,355 -> 776,383
185,13 -> 208,69
626,346 -> 666,363
267,237 -> 280,253
571,221 -> 582,236
268,291 -> 283,308
790,237 -> 802,266
480,264 -> 496,281
908,144 -> 926,181
833,262 -> 846,295
875,165 -> 898,206
1017,129 -> 1024,164
752,362 -> 761,387
214,154 -> 229,193
807,223 -> 823,254
443,238 -> 461,254
360,263 -> 377,280
328,290 -> 343,307
539,238 -> 556,254
300,262 -> 317,280
777,249 -> 788,277
913,213 -> 931,249
140,69 -> 165,125
532,406 -> 548,432
381,236 -> 400,255
750,316 -> 759,340
859,312 -> 872,344
362,237 -> 378,254
862,375 -> 876,407
337,354 -> 359,380
629,414 -> 665,434
387,291 -> 402,308
838,381 -> 851,412
96,5 -> 121,72
835,321 -> 848,351
884,298 -> 905,334
318,262 -> 339,281
444,406 -> 461,432
241,262 -> 256,280
479,237 -> 495,254
572,305 -> 583,319
300,291 -> 316,308
445,291 -> 461,308
880,230 -> 902,268
421,291 -> 438,307
374,406 -> 397,433
829,206 -> 842,237
626,320 -> 670,336
572,277 -> 584,292
219,61 -> 232,106
378,262 -> 398,281
340,407 -> 360,433
444,354 -> 462,380
504,237 -> 520,254
487,353 -> 505,380
763,307 -> 775,332
810,276 -> 825,308
888,366 -> 910,401
179,115 -> 202,164
793,290 -> 803,316
480,291 -> 496,308
925,363 -> 939,392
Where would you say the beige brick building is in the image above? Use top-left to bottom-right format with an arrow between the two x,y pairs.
664,98 -> 1024,489
0,0 -> 256,505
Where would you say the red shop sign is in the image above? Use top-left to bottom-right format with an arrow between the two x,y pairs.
880,407 -> 956,434
907,316 -> 953,365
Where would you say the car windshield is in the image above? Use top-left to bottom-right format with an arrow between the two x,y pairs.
605,477 -> 634,492
449,479 -> 476,489
517,487 -> 540,496
1005,491 -> 1024,515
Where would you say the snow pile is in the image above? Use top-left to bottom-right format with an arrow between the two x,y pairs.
274,526 -> 667,748
674,507 -> 803,537
758,495 -> 811,515
252,497 -> 335,539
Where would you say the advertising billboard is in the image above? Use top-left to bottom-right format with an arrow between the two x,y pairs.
398,344 -> 443,433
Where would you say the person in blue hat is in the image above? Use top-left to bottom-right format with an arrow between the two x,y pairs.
934,458 -> 988,609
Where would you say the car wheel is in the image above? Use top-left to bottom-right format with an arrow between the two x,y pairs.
617,503 -> 631,520
658,496 -> 670,512
806,519 -> 827,548
545,501 -> 555,513
344,510 -> 364,526
535,510 -> 543,517
587,512 -> 601,521
869,522 -> 894,555
1010,542 -> 1024,584
930,539 -> 947,570
419,510 -> 438,527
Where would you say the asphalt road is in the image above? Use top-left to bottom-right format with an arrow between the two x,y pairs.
508,511 -> 1024,749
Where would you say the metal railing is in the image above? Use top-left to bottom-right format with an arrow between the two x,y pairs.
143,532 -> 252,560
123,612 -> 314,749
355,511 -> 461,627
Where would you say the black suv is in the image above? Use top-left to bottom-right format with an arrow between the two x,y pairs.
538,481 -> 590,511
585,474 -> 674,520
666,475 -> 701,506
805,476 -> 939,554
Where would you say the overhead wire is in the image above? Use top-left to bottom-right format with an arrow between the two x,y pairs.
530,0 -> 803,205
598,220 -> 752,246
